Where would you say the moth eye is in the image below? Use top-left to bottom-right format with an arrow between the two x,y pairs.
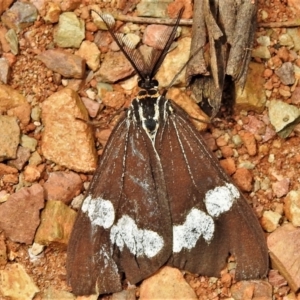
138,90 -> 147,96
148,89 -> 157,96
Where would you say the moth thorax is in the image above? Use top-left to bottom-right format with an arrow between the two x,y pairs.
138,78 -> 159,90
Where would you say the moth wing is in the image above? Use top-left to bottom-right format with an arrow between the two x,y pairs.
156,101 -> 268,280
67,114 -> 172,296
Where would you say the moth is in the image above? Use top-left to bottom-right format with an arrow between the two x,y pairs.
67,9 -> 269,296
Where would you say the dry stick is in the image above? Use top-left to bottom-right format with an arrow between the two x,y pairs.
114,14 -> 300,28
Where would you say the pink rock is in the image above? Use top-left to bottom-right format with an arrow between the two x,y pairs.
0,184 -> 44,244
268,223 -> 300,292
44,171 -> 83,204
272,178 -> 290,198
231,280 -> 272,300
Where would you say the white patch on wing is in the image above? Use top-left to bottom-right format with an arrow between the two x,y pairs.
204,183 -> 240,217
110,215 -> 164,258
173,208 -> 214,253
81,195 -> 115,229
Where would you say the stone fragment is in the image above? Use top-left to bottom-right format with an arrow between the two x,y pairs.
5,28 -> 18,55
272,178 -> 290,198
1,1 -> 37,32
81,97 -> 100,118
0,83 -> 27,110
43,2 -> 61,23
35,200 -> 77,245
284,190 -> 300,226
268,269 -> 287,289
0,57 -> 10,83
0,115 -> 20,161
232,168 -> 253,192
140,266 -> 197,300
166,88 -> 208,131
231,280 -> 272,300
220,157 -> 236,176
7,146 -> 31,170
275,62 -> 295,85
20,134 -> 37,152
111,289 -> 136,300
239,131 -> 257,156
143,24 -> 170,49
235,62 -> 266,113
261,210 -> 282,232
251,45 -> 271,59
96,51 -> 135,83
0,184 -> 44,244
43,286 -> 75,300
156,37 -> 191,87
44,171 -> 83,204
268,100 -> 300,133
0,263 -> 39,300
287,28 -> 300,51
102,91 -> 126,110
23,165 -> 41,182
37,49 -> 85,79
41,88 -> 97,172
0,0 -> 14,15
267,223 -> 300,292
0,163 -> 18,175
28,151 -> 43,166
7,101 -> 31,127
75,41 -> 101,71
136,0 -> 172,17
53,12 -> 85,48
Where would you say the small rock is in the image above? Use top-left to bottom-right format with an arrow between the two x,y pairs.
111,289 -> 136,300
261,210 -> 282,232
7,101 -> 31,127
0,57 -> 11,83
136,0 -> 171,17
275,62 -> 295,85
122,33 -> 141,49
291,86 -> 300,105
272,178 -> 290,198
0,163 -> 18,176
287,28 -> 300,51
0,84 -> 26,113
251,45 -> 271,59
53,12 -> 85,48
44,171 -> 83,204
232,168 -> 253,192
267,223 -> 300,292
20,134 -> 38,152
140,266 -> 198,300
0,0 -> 14,15
23,165 -> 41,182
35,200 -> 77,245
279,33 -> 294,48
102,91 -> 126,110
284,190 -> 300,226
97,82 -> 113,98
0,184 -> 44,244
143,24 -> 171,49
268,100 -> 300,133
43,286 -> 75,300
220,157 -> 236,176
239,131 -> 257,156
7,146 -> 31,170
231,280 -> 272,300
156,37 -> 191,87
268,269 -> 287,289
96,51 -> 135,83
0,263 -> 39,300
81,97 -> 100,118
28,151 -> 43,166
37,49 -> 86,79
41,88 -> 97,173
0,115 -> 20,161
43,2 -> 61,23
75,41 -> 101,71
1,1 -> 38,32
5,28 -> 18,55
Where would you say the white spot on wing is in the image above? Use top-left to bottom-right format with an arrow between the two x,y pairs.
110,215 -> 164,258
81,195 -> 115,229
173,208 -> 214,253
204,183 -> 240,217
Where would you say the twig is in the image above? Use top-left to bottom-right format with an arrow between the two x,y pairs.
114,14 -> 193,26
114,13 -> 300,28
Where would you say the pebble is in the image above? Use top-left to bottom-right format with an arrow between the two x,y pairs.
156,37 -> 191,87
0,57 -> 11,83
37,49 -> 86,79
284,190 -> 300,226
272,178 -> 290,198
0,184 -> 44,244
0,115 -> 20,161
43,2 -> 61,23
252,45 -> 271,59
81,97 -> 100,118
96,51 -> 135,83
23,165 -> 41,182
53,12 -> 85,48
275,62 -> 295,85
261,210 -> 282,232
232,168 -> 253,192
279,33 -> 294,48
102,91 -> 126,110
287,28 -> 300,51
231,280 -> 272,300
0,263 -> 39,300
34,200 -> 76,245
136,0 -> 171,17
267,223 -> 300,292
5,28 -> 18,55
235,62 -> 266,113
41,88 -> 97,173
140,266 -> 198,300
239,131 -> 257,156
28,151 -> 42,166
1,1 -> 37,32
143,24 -> 171,49
111,289 -> 136,300
268,100 -> 300,133
75,40 -> 101,71
219,157 -> 236,175
20,134 -> 37,152
122,33 -> 141,49
43,171 -> 83,205
43,286 -> 75,300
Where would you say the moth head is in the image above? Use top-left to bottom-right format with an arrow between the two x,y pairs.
138,78 -> 159,90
